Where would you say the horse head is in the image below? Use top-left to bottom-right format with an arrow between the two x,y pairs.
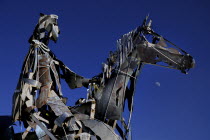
134,17 -> 195,74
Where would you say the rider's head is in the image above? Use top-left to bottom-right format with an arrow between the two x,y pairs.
29,13 -> 60,44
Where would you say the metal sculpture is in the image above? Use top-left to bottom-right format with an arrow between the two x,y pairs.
9,14 -> 195,140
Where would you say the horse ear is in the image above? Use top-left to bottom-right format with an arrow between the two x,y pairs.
40,13 -> 45,17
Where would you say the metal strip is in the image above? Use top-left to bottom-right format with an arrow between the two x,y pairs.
22,126 -> 32,139
31,114 -> 57,140
22,78 -> 41,88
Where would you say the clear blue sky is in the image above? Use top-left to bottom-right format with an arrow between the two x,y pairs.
0,0 -> 209,139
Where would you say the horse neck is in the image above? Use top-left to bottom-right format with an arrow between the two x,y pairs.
118,48 -> 142,76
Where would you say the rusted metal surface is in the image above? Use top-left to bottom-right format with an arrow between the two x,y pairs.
47,90 -> 73,117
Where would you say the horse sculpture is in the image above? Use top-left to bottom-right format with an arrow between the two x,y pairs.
8,14 -> 194,140
71,16 -> 195,140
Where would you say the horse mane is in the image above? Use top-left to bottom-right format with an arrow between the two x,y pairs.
117,31 -> 136,66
